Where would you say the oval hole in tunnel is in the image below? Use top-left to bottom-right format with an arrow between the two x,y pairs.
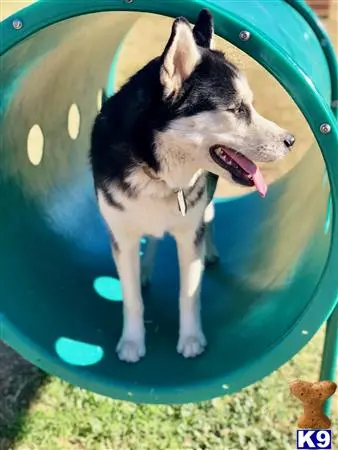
97,89 -> 103,111
93,276 -> 123,302
55,337 -> 104,366
27,124 -> 44,166
68,103 -> 81,140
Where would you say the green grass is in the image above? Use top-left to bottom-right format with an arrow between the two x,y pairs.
4,328 -> 338,450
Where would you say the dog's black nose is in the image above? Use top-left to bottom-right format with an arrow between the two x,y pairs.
284,134 -> 295,149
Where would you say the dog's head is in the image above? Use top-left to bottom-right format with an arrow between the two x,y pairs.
154,10 -> 295,194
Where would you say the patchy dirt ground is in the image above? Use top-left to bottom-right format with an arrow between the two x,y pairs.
0,1 -> 337,448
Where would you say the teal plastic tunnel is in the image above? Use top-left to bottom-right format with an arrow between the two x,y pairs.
1,0 -> 337,404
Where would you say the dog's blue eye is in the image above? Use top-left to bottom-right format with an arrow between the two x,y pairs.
227,107 -> 237,114
228,105 -> 241,114
238,103 -> 245,113
236,103 -> 246,114
228,103 -> 244,114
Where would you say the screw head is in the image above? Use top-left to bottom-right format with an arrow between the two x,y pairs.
124,0 -> 134,3
332,100 -> 338,108
12,18 -> 23,30
320,123 -> 331,134
239,30 -> 251,41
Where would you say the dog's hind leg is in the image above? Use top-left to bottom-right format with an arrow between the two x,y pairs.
112,235 -> 146,363
140,236 -> 158,288
204,201 -> 219,266
204,173 -> 219,266
174,225 -> 207,358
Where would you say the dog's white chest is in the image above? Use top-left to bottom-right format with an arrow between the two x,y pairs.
98,188 -> 206,239
128,197 -> 180,237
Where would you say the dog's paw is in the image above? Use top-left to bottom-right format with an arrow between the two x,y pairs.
117,337 -> 146,363
177,333 -> 207,358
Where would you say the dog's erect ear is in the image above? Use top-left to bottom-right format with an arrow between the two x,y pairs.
160,17 -> 201,98
193,9 -> 214,49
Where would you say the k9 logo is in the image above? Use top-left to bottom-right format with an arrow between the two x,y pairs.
296,430 -> 332,449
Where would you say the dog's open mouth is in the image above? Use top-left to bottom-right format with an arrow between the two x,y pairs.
209,145 -> 267,198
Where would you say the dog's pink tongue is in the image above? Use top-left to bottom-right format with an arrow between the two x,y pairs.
226,149 -> 267,198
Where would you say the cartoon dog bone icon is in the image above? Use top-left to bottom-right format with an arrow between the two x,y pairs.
290,380 -> 337,429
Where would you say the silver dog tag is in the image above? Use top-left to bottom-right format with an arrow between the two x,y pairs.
177,189 -> 187,216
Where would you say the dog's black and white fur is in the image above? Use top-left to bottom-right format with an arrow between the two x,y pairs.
90,10 -> 295,362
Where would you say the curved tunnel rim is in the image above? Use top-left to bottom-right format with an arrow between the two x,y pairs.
1,0 -> 338,403
284,0 -> 338,117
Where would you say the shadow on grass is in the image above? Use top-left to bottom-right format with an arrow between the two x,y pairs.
0,341 -> 47,450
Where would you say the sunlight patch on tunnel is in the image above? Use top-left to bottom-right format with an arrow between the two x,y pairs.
55,337 -> 104,366
27,124 -> 44,166
322,169 -> 329,187
94,276 -> 123,302
325,196 -> 332,235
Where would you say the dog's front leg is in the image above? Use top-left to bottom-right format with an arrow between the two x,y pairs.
174,226 -> 207,358
113,236 -> 145,363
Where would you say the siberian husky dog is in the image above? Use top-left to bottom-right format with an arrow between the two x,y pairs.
90,9 -> 295,363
